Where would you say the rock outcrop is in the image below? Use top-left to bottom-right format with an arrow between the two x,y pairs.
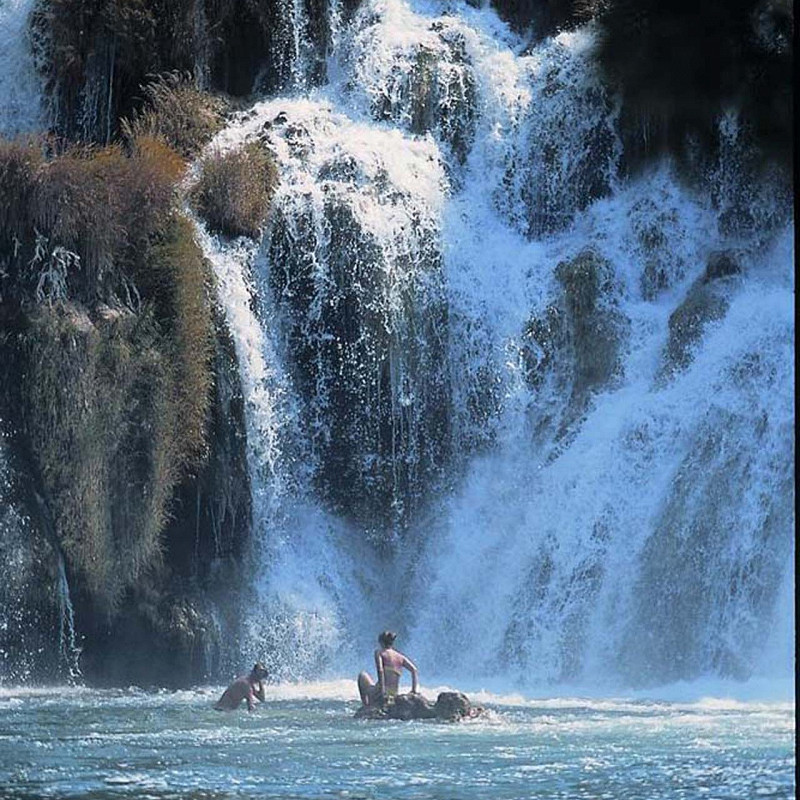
354,691 -> 483,721
521,248 -> 629,449
659,250 -> 741,379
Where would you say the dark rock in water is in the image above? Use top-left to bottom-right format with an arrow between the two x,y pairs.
354,692 -> 482,722
434,691 -> 476,720
521,248 -> 629,446
702,250 -> 741,284
659,251 -> 741,380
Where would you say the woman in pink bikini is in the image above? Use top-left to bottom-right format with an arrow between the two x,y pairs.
357,630 -> 419,707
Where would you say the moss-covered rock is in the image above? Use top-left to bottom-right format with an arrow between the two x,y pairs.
0,133 -> 251,685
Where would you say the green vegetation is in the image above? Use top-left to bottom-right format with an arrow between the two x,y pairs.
16,304 -> 175,607
191,142 -> 279,238
30,0 -> 306,143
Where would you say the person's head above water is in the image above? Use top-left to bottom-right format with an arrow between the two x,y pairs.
378,631 -> 397,649
251,662 -> 269,680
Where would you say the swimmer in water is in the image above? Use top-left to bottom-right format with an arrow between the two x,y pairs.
214,663 -> 269,712
357,631 -> 419,707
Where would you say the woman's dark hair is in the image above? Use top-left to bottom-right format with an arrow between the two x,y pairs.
378,631 -> 397,648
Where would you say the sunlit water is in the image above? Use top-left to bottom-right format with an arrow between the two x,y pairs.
0,683 -> 794,799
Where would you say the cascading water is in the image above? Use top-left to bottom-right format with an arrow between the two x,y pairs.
0,0 -> 45,137
0,425 -> 81,683
197,0 -> 793,692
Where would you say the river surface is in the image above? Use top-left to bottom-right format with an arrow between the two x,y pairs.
0,682 -> 794,799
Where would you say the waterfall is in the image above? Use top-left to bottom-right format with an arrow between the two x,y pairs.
0,0 -> 45,137
197,0 -> 793,691
55,552 -> 81,683
0,0 -> 791,692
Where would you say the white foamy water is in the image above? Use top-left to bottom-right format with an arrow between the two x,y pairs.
193,0 -> 794,697
0,0 -> 45,136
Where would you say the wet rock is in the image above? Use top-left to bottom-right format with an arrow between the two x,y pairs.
349,13 -> 478,165
522,248 -> 627,411
660,251 -> 741,377
267,187 -> 451,534
504,40 -> 619,238
0,425 -> 69,683
628,197 -> 686,300
702,250 -> 741,283
520,248 -> 629,453
355,692 -> 482,721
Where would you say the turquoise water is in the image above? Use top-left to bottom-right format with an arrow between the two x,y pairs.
0,683 -> 794,799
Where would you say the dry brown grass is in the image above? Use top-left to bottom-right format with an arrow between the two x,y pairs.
146,216 -> 216,470
17,304 -> 176,608
122,73 -> 228,160
191,142 -> 278,238
1,133 -> 217,610
0,135 -> 182,304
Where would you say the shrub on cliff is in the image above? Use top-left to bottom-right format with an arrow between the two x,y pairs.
121,73 -> 229,160
0,136 -> 182,305
0,135 -> 216,609
15,304 -> 176,605
31,0 -> 287,144
191,142 -> 278,238
32,0 -> 200,142
146,216 -> 215,469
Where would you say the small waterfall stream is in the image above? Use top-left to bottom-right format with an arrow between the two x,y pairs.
196,0 -> 793,689
0,0 -> 45,137
1,426 -> 81,683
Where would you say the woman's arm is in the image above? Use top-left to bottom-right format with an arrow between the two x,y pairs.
402,655 -> 419,694
374,649 -> 385,695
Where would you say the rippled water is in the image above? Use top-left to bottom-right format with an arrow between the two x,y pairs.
0,682 -> 794,799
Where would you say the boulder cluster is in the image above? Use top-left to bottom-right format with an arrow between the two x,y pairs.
355,691 -> 483,722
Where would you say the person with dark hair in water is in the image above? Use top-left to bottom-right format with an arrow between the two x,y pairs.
214,663 -> 269,711
357,631 -> 419,707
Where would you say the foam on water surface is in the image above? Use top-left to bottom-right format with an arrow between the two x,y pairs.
0,681 -> 794,798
